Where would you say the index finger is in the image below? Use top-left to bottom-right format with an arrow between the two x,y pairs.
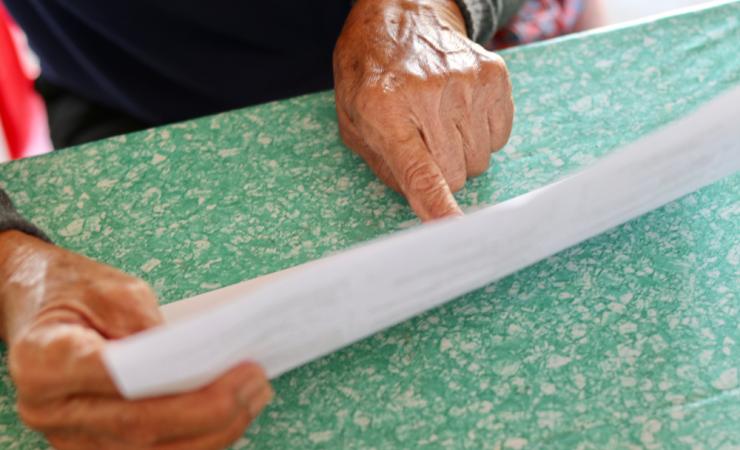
382,129 -> 463,221
11,320 -> 121,402
19,362 -> 271,445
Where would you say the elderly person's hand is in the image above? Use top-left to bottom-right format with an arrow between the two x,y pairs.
0,231 -> 272,450
334,0 -> 514,221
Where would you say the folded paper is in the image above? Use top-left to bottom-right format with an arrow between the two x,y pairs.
104,86 -> 740,399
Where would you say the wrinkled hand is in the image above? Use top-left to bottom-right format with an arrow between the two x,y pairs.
334,0 -> 514,221
0,231 -> 272,450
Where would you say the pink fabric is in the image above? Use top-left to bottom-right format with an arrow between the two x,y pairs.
490,0 -> 585,49
0,2 -> 50,159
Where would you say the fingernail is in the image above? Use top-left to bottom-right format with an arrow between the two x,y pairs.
248,386 -> 274,418
237,380 -> 261,407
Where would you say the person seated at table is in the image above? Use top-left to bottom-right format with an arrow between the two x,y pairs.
0,1 -> 587,449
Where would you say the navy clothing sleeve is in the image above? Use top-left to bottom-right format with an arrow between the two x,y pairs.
456,0 -> 527,43
0,189 -> 51,243
4,1 -> 354,126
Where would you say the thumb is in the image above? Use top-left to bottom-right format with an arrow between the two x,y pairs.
383,131 -> 463,221
80,276 -> 164,339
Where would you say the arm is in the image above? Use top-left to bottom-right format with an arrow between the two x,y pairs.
0,189 -> 272,450
334,0 -> 517,221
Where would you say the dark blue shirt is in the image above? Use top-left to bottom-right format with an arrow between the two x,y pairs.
6,1 -> 352,124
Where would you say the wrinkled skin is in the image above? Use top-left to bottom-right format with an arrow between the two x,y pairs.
0,231 -> 272,450
0,1 -> 514,448
334,0 -> 514,221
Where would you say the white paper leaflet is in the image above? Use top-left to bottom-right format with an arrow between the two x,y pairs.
103,86 -> 740,399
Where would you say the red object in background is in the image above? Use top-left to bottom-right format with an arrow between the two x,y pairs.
490,0 -> 585,49
0,2 -> 50,159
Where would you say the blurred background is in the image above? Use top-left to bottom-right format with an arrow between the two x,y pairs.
602,0 -> 716,23
0,0 -> 719,162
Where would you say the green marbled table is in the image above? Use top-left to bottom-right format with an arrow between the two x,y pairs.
1,2 -> 739,448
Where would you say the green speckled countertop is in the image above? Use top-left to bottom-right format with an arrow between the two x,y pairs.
1,2 -> 739,449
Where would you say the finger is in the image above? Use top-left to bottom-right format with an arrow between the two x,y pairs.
152,409 -> 255,450
433,81 -> 468,192
40,372 -> 271,450
81,276 -> 164,339
56,413 -> 252,450
337,106 -> 401,192
474,51 -> 514,152
40,248 -> 164,339
11,322 -> 121,402
479,59 -> 514,152
21,363 -> 270,446
243,378 -> 274,420
464,115 -> 492,177
488,91 -> 514,152
12,275 -> 163,401
154,385 -> 273,450
425,121 -> 466,193
92,363 -> 267,445
46,432 -> 125,450
419,115 -> 466,192
357,144 -> 403,193
468,81 -> 494,177
383,130 -> 463,221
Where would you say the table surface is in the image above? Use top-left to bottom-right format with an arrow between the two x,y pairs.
1,2 -> 739,449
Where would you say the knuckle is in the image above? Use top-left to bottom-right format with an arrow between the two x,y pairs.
250,364 -> 269,384
11,368 -> 48,399
108,278 -> 160,317
124,428 -> 159,447
226,421 -> 252,447
9,336 -> 60,396
338,127 -> 356,149
448,174 -> 466,193
115,406 -> 144,430
114,410 -> 157,445
337,119 -> 361,150
97,278 -> 162,334
478,55 -> 510,89
94,276 -> 153,310
122,278 -> 157,302
124,430 -> 159,447
494,99 -> 514,128
46,435 -> 77,450
403,160 -> 445,194
480,52 -> 506,72
490,104 -> 515,151
210,390 -> 239,420
352,85 -> 388,115
211,395 -> 236,420
8,342 -> 35,386
46,436 -> 65,449
468,156 -> 491,177
17,403 -> 55,431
